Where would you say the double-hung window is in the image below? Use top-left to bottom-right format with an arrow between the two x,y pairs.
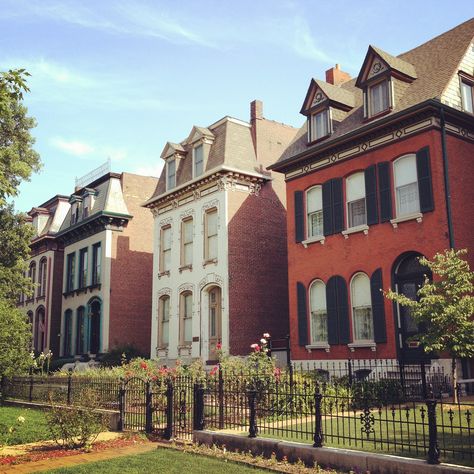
346,172 -> 366,228
180,292 -> 193,346
78,248 -> 88,289
38,258 -> 47,297
181,218 -> 193,267
461,80 -> 473,113
368,80 -> 389,116
393,155 -> 419,217
205,209 -> 218,261
309,280 -> 328,344
66,252 -> 75,292
193,145 -> 204,177
167,159 -> 176,190
160,226 -> 171,272
310,109 -> 329,141
306,186 -> 323,238
159,296 -> 170,348
351,273 -> 373,341
92,243 -> 101,285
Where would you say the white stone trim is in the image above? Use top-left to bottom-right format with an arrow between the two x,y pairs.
390,212 -> 423,228
342,224 -> 369,238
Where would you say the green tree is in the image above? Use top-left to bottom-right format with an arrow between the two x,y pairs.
0,69 -> 41,374
386,249 -> 474,402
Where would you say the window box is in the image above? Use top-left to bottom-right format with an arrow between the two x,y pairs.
390,212 -> 423,228
302,235 -> 325,247
348,342 -> 376,351
305,343 -> 330,353
341,224 -> 369,238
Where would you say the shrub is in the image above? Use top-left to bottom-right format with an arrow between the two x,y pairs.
46,389 -> 108,449
99,345 -> 146,368
351,379 -> 404,409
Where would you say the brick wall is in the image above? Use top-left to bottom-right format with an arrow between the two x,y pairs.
49,249 -> 64,356
109,173 -> 158,356
285,129 -> 453,361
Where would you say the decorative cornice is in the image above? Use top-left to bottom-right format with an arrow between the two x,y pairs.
157,287 -> 172,298
178,283 -> 194,293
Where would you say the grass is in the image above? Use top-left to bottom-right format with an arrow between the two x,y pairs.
255,403 -> 474,467
0,406 -> 50,446
39,447 -> 272,473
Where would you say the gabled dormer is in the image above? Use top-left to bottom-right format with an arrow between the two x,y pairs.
69,194 -> 83,225
28,207 -> 50,237
356,46 -> 417,120
81,188 -> 97,219
186,126 -> 215,179
160,142 -> 186,191
300,70 -> 354,144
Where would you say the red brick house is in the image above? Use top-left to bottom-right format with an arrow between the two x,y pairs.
269,20 -> 474,378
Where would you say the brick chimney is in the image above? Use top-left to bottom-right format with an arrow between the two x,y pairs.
250,99 -> 263,121
325,64 -> 351,86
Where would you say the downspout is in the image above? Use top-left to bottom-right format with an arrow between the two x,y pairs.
439,106 -> 455,249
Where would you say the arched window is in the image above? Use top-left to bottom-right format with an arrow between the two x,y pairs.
63,309 -> 73,356
346,172 -> 366,228
205,209 -> 218,261
351,273 -> 373,341
29,262 -> 36,298
27,311 -> 33,348
35,307 -> 46,352
76,306 -> 86,354
208,286 -> 222,359
306,186 -> 323,238
309,280 -> 327,343
393,155 -> 419,217
159,295 -> 170,348
180,292 -> 193,346
88,298 -> 101,354
38,258 -> 47,297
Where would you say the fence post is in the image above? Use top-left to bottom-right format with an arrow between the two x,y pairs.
313,383 -> 323,447
193,383 -> 205,431
421,361 -> 428,399
29,374 -> 34,402
426,399 -> 440,464
164,379 -> 174,440
118,379 -> 125,431
145,381 -> 152,434
218,366 -> 224,429
285,334 -> 291,369
67,373 -> 72,405
347,359 -> 353,386
398,359 -> 406,397
247,387 -> 258,438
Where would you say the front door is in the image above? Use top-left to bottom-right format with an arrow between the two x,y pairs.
208,287 -> 221,361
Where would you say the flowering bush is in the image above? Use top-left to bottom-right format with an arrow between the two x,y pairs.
31,350 -> 53,375
0,414 -> 26,451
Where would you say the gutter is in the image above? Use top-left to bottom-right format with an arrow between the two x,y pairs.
439,106 -> 455,249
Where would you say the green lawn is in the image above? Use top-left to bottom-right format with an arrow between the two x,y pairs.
255,404 -> 474,467
40,448 -> 271,473
0,406 -> 50,445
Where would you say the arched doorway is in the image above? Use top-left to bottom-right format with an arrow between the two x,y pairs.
207,286 -> 222,361
392,252 -> 432,361
88,298 -> 101,354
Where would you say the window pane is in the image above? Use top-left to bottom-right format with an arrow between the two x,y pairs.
394,155 -> 417,187
184,243 -> 193,265
306,187 -> 322,213
310,281 -> 327,312
397,182 -> 420,216
162,321 -> 169,345
194,145 -> 204,176
163,227 -> 171,250
346,172 -> 365,202
207,211 -> 217,236
208,235 -> 217,259
210,308 -> 216,337
352,274 -> 371,307
311,110 -> 328,140
354,307 -> 373,340
308,210 -> 323,237
461,82 -> 473,113
183,220 -> 193,243
348,198 -> 366,227
167,160 -> 176,188
311,311 -> 328,343
370,81 -> 388,115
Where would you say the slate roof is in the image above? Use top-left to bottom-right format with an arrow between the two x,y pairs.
301,79 -> 355,113
273,18 -> 474,169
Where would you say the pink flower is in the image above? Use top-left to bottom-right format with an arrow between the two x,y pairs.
263,333 -> 270,338
216,342 -> 222,350
210,365 -> 219,376
140,361 -> 148,370
250,343 -> 260,352
274,367 -> 281,381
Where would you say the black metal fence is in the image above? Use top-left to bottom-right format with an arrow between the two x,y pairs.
1,361 -> 472,466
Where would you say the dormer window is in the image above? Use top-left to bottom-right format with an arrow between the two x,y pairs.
310,109 -> 330,142
461,79 -> 473,113
368,80 -> 390,116
167,159 -> 176,190
193,144 -> 204,178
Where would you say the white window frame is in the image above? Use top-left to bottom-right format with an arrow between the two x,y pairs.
461,79 -> 474,114
306,186 -> 323,238
181,217 -> 193,267
350,272 -> 374,343
193,144 -> 204,178
166,158 -> 176,190
367,79 -> 390,117
309,109 -> 330,142
309,280 -> 328,345
159,295 -> 170,348
346,172 -> 367,229
393,154 -> 420,218
160,225 -> 172,272
180,291 -> 193,346
204,208 -> 218,261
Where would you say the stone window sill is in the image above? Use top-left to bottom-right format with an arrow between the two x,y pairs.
348,342 -> 376,352
342,225 -> 369,238
179,264 -> 192,273
203,258 -> 217,267
306,343 -> 330,353
390,213 -> 423,228
158,270 -> 170,279
302,235 -> 325,248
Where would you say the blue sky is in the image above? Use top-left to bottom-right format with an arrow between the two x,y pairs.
1,0 -> 471,211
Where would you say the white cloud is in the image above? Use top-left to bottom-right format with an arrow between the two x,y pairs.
292,16 -> 332,62
133,162 -> 163,178
50,137 -> 95,157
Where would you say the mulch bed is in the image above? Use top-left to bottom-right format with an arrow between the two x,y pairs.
0,434 -> 146,466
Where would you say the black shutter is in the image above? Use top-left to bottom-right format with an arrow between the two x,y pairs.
326,277 -> 339,344
377,162 -> 392,222
296,282 -> 308,346
335,276 -> 350,344
322,180 -> 333,236
332,178 -> 344,233
370,268 -> 387,343
365,165 -> 378,225
416,147 -> 434,213
294,191 -> 304,243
